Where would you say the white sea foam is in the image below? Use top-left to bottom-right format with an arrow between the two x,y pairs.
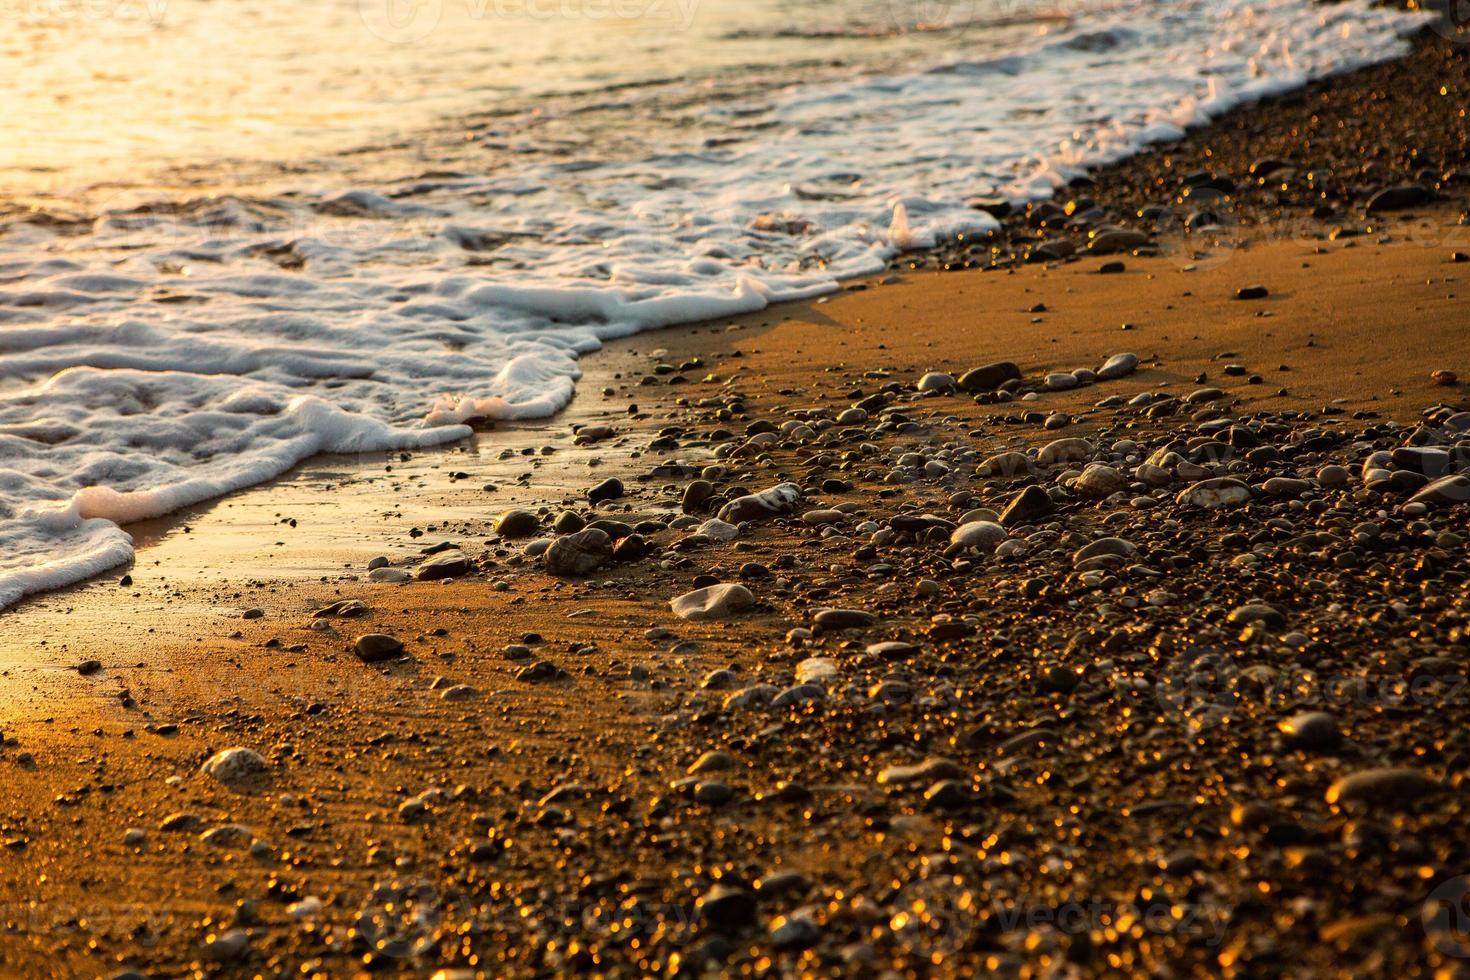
0,0 -> 1427,608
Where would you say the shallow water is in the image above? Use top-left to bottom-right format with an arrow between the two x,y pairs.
0,0 -> 1429,609
3,0 -> 1055,197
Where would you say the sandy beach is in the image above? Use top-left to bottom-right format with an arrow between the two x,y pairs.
1,17 -> 1468,980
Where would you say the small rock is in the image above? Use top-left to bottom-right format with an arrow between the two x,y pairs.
1227,603 -> 1287,630
1074,463 -> 1127,498
1326,767 -> 1438,808
545,528 -> 613,577
814,609 -> 875,630
699,884 -> 757,933
949,521 -> 1007,552
877,757 -> 963,786
957,361 -> 1022,392
1097,352 -> 1139,380
717,483 -> 802,523
1176,477 -> 1252,508
999,485 -> 1054,526
354,633 -> 404,663
1365,184 -> 1429,213
495,510 -> 541,538
1278,711 -> 1339,751
200,747 -> 268,789
588,477 -> 624,503
415,550 -> 469,581
917,372 -> 955,392
670,583 -> 756,621
1038,438 -> 1094,466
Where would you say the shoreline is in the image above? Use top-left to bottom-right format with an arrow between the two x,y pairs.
11,24 -> 1467,621
0,15 -> 1453,616
0,26 -> 1466,979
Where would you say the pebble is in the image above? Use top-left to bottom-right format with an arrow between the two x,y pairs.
948,521 -> 1008,552
415,550 -> 469,581
689,750 -> 735,774
1406,474 -> 1469,508
588,477 -> 624,503
1227,603 -> 1287,630
770,913 -> 821,950
200,748 -> 268,789
200,825 -> 253,848
682,479 -> 716,513
866,641 -> 919,659
494,509 -> 541,538
1074,463 -> 1127,497
814,608 -> 876,629
1326,767 -> 1438,808
545,528 -> 613,576
1037,438 -> 1093,465
772,683 -> 824,707
999,485 -> 1054,525
794,657 -> 839,685
917,371 -> 954,392
1097,352 -> 1139,380
1278,711 -> 1339,750
354,633 -> 404,663
717,483 -> 802,523
877,757 -> 962,785
957,361 -> 1021,392
1176,477 -> 1252,508
698,884 -> 756,932
670,583 -> 756,620
696,518 -> 740,542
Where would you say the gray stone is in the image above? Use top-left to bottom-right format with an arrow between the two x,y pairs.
671,583 -> 755,620
999,485 -> 1054,525
917,372 -> 955,392
1097,352 -> 1139,380
957,361 -> 1022,392
1278,711 -> 1339,750
200,747 -> 268,789
415,550 -> 469,581
1228,603 -> 1286,630
1176,478 -> 1252,508
877,757 -> 963,786
1407,474 -> 1470,508
814,608 -> 875,629
949,520 -> 1007,552
717,483 -> 802,523
1038,438 -> 1094,465
495,509 -> 541,538
1327,767 -> 1438,808
1074,463 -> 1127,497
354,633 -> 404,662
545,528 -> 613,577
